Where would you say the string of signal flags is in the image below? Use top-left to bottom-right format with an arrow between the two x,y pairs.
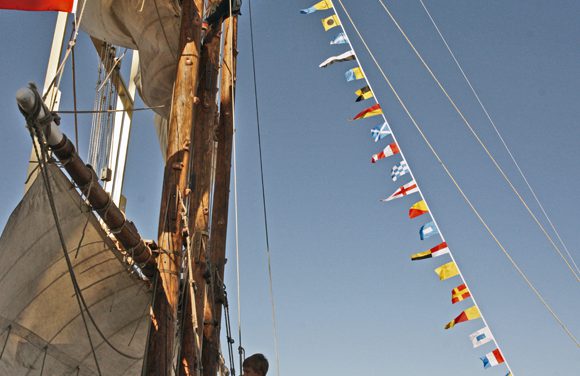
300,1 -> 513,375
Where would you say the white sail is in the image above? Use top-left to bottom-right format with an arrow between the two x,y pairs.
0,165 -> 150,375
79,0 -> 181,118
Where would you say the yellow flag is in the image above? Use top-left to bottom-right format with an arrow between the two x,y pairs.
313,0 -> 333,11
322,15 -> 341,31
434,261 -> 459,280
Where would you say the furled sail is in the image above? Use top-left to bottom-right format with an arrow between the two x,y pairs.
79,0 -> 181,118
0,165 -> 150,375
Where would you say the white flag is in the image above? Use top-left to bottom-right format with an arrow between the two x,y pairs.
319,50 -> 356,68
469,327 -> 493,348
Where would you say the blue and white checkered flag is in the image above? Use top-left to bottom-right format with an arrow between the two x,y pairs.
391,160 -> 410,181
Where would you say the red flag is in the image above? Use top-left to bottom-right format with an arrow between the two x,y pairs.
0,0 -> 77,12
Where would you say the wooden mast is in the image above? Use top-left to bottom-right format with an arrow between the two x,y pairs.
145,0 -> 205,375
178,0 -> 225,373
202,16 -> 238,376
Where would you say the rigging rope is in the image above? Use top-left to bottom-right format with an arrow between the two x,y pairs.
23,90 -> 145,369
28,127 -> 103,375
335,0 -> 580,348
417,0 -> 580,276
71,37 -> 79,151
42,0 -> 88,106
247,1 -> 281,374
375,0 -> 579,282
227,2 -> 245,373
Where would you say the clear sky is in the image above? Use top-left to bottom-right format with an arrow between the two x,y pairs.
0,1 -> 579,375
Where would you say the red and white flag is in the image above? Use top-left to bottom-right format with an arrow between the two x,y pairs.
381,180 -> 418,202
371,142 -> 399,163
0,0 -> 77,12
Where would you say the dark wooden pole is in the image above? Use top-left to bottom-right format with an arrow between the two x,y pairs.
179,2 -> 224,373
202,17 -> 238,376
145,1 -> 205,375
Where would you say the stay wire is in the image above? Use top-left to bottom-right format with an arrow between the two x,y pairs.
375,0 -> 579,282
335,0 -> 580,348
42,0 -> 88,105
226,3 -> 245,372
247,0 -> 281,374
71,35 -> 79,151
417,0 -> 580,276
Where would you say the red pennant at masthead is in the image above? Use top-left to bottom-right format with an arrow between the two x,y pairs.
0,0 -> 77,12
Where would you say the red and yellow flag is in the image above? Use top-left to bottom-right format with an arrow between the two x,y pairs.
445,306 -> 480,329
409,200 -> 429,218
451,283 -> 471,304
353,104 -> 382,120
0,0 -> 77,12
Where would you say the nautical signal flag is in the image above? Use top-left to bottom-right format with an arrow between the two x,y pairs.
371,142 -> 399,163
419,221 -> 439,240
322,14 -> 341,31
330,32 -> 349,45
411,242 -> 449,261
444,306 -> 481,329
345,67 -> 365,82
353,104 -> 382,120
0,0 -> 77,12
370,122 -> 391,142
391,160 -> 410,181
319,50 -> 356,68
381,180 -> 419,202
355,86 -> 374,102
434,261 -> 459,280
300,0 -> 333,14
480,349 -> 505,369
451,283 -> 471,304
408,200 -> 428,218
469,327 -> 493,348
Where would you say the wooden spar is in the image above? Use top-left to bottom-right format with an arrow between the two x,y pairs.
16,86 -> 156,276
145,0 -> 205,375
179,1 -> 224,372
202,16 -> 238,376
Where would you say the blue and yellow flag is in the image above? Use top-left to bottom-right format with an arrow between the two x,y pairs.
300,0 -> 333,14
345,67 -> 365,82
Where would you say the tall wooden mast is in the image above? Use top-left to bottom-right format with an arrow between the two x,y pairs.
145,0 -> 205,375
202,17 -> 238,376
178,0 -> 225,373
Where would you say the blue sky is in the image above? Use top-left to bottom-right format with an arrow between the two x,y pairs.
1,1 -> 579,375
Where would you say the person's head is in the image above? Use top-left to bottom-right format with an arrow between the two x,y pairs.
242,353 -> 269,376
